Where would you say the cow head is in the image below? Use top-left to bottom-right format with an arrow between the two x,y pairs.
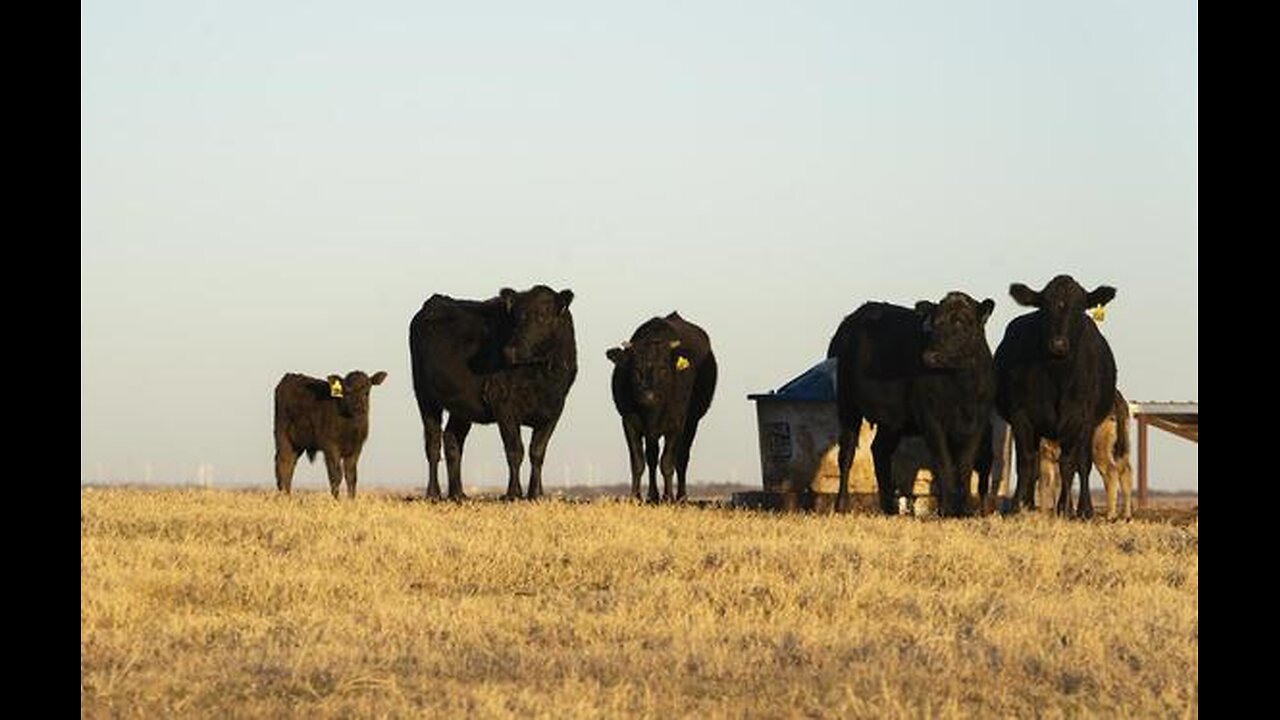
916,292 -> 995,369
607,337 -> 689,409
326,370 -> 387,418
1009,275 -> 1115,358
501,285 -> 575,365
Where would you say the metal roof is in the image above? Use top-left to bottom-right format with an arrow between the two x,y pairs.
1129,401 -> 1198,415
1130,401 -> 1198,443
747,358 -> 836,402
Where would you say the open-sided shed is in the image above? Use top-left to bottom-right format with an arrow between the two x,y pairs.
1129,401 -> 1198,506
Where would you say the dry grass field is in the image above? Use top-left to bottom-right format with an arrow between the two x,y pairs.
81,488 -> 1197,718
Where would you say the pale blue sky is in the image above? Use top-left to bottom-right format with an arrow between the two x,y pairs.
81,1 -> 1197,491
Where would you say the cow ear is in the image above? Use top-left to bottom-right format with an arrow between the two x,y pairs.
606,347 -> 627,364
913,301 -> 936,317
556,289 -> 574,313
1087,285 -> 1116,308
370,371 -> 388,386
1009,283 -> 1041,307
500,287 -> 516,311
978,299 -> 995,324
327,375 -> 344,398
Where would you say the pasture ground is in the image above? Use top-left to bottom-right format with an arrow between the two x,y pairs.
81,488 -> 1197,718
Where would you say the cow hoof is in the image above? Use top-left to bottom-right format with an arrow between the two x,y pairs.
834,495 -> 852,514
646,494 -> 661,505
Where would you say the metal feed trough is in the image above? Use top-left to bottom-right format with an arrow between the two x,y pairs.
739,359 -> 1011,514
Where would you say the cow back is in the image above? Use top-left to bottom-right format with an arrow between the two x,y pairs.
664,312 -> 717,423
828,302 -> 926,430
274,373 -> 370,455
410,289 -> 577,425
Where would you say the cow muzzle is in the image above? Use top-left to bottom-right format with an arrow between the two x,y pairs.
638,390 -> 659,407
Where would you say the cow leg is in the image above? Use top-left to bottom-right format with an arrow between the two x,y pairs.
1093,450 -> 1115,522
1093,424 -> 1128,521
1075,436 -> 1095,520
1010,420 -> 1040,512
1038,442 -> 1061,513
274,437 -> 298,495
645,434 -> 661,504
498,420 -> 525,501
526,419 -> 559,500
1091,425 -> 1111,519
1118,453 -> 1134,521
674,418 -> 701,502
974,426 -> 994,516
871,427 -> 902,515
1054,439 -> 1079,517
835,422 -> 860,514
419,402 -> 444,500
922,427 -> 959,517
660,431 -> 678,503
623,418 -> 645,502
1101,459 -> 1119,521
951,432 -> 985,518
323,450 -> 343,499
343,452 -> 360,499
443,416 -> 471,501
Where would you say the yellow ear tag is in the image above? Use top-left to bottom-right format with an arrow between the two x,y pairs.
329,378 -> 344,398
1088,305 -> 1106,323
675,356 -> 690,372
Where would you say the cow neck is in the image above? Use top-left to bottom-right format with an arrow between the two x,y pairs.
508,352 -> 575,384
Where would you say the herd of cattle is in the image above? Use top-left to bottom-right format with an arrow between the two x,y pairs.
272,274 -> 1130,519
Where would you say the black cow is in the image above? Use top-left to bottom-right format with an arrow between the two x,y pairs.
273,370 -> 387,498
606,312 -> 718,503
994,274 -> 1117,518
829,292 -> 996,516
409,285 -> 577,501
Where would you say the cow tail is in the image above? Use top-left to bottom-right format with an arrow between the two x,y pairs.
1112,392 -> 1131,458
